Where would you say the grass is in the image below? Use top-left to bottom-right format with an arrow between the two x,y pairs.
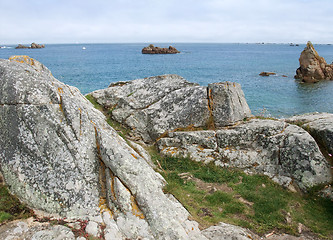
85,94 -> 104,112
149,146 -> 333,238
85,94 -> 131,139
0,186 -> 32,224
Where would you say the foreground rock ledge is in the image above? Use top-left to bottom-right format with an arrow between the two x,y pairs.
0,56 -> 208,239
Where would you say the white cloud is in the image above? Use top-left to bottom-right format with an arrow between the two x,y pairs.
0,0 -> 332,44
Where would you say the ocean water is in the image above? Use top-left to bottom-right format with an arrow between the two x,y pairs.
1,43 -> 333,117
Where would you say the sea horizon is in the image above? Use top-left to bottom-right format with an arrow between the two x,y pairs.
1,43 -> 333,118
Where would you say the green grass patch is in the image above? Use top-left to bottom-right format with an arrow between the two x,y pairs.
0,186 -> 32,223
85,94 -> 131,139
151,146 -> 333,238
85,94 -> 103,111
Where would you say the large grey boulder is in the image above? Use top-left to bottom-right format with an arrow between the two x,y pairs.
208,82 -> 251,128
90,75 -> 252,143
0,57 -> 207,239
157,119 -> 332,191
286,112 -> 333,155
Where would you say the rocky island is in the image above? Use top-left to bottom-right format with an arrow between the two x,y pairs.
15,42 -> 45,49
295,41 -> 333,82
0,56 -> 332,239
142,44 -> 180,54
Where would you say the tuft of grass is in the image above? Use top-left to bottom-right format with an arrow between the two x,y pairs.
151,146 -> 333,238
85,94 -> 131,139
0,186 -> 32,223
85,94 -> 103,111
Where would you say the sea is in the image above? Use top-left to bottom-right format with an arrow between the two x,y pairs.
1,43 -> 333,118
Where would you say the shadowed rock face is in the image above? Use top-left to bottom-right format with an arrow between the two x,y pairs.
0,56 -> 208,239
295,41 -> 333,82
90,75 -> 252,143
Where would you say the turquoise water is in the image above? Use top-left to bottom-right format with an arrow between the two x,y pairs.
1,43 -> 333,117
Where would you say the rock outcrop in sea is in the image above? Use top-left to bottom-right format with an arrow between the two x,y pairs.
294,41 -> 333,82
0,56 -> 332,239
142,44 -> 180,54
15,43 -> 45,49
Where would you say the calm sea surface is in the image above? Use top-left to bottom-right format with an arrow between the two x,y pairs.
1,43 -> 333,117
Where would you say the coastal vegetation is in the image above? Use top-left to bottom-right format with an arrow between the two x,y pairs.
0,186 -> 32,223
149,149 -> 333,238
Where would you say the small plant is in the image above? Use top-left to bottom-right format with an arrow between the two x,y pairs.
0,186 -> 33,224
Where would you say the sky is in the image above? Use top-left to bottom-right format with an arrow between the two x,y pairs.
1,0 -> 332,44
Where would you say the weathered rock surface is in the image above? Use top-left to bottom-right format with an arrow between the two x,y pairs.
142,44 -> 180,54
208,82 -> 252,128
202,222 -> 259,240
0,218 -> 75,240
286,112 -> 333,155
294,41 -> 333,82
0,56 -> 208,239
15,42 -> 45,49
90,75 -> 252,143
157,119 -> 332,191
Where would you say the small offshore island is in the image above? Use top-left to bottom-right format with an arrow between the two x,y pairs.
15,42 -> 45,49
0,44 -> 332,239
142,44 -> 180,54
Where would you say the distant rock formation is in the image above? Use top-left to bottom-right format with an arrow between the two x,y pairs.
142,44 -> 180,54
295,41 -> 333,82
15,42 -> 45,49
259,72 -> 276,76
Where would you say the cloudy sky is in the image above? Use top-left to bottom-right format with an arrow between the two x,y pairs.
1,0 -> 332,44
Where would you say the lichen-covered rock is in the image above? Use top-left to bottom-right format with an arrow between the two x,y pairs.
202,222 -> 259,240
157,119 -> 332,191
294,41 -> 333,82
208,82 -> 252,127
90,75 -> 251,143
0,57 -> 207,239
286,112 -> 333,155
0,218 -> 76,240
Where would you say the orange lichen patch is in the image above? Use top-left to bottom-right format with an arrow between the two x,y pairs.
164,147 -> 180,155
9,55 -> 35,66
99,160 -> 107,197
131,153 -> 138,159
99,197 -> 113,216
130,196 -> 145,219
109,172 -> 117,201
57,87 -> 64,94
207,88 -> 215,130
197,146 -> 205,151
